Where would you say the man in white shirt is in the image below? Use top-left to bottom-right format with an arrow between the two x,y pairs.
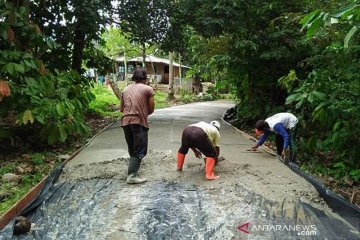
251,113 -> 298,163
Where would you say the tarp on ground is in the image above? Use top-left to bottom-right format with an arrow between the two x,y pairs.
0,167 -> 359,239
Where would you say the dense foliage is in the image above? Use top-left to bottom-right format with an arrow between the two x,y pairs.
289,2 -> 360,182
0,2 -> 94,145
29,0 -> 113,72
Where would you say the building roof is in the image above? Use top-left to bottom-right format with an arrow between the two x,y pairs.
116,55 -> 190,68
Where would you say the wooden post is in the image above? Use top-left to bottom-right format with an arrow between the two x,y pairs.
167,51 -> 175,101
179,53 -> 182,88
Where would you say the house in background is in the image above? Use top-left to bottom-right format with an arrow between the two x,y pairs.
116,55 -> 190,85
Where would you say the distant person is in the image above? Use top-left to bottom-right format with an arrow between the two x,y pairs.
105,75 -> 110,86
98,75 -> 105,85
120,68 -> 155,184
251,113 -> 298,163
177,120 -> 221,180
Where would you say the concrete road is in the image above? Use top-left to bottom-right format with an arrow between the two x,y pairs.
4,100 -> 359,240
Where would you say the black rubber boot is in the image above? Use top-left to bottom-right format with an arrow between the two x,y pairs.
128,157 -> 141,176
127,157 -> 146,184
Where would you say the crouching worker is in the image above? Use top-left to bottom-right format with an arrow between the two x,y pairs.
251,112 -> 298,163
177,121 -> 221,180
120,68 -> 155,184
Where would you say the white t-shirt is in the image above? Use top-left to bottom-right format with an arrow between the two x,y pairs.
265,113 -> 298,130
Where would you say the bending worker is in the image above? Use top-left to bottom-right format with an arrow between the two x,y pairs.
177,120 -> 221,180
251,112 -> 298,162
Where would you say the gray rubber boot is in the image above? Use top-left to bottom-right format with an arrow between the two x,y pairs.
126,174 -> 147,184
126,157 -> 147,184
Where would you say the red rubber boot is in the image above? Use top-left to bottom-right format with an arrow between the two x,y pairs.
205,157 -> 219,180
177,152 -> 186,171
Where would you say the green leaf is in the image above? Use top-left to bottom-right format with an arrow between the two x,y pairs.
23,110 -> 34,125
295,98 -> 305,109
314,102 -> 328,112
285,93 -> 301,105
333,121 -> 342,131
344,26 -> 357,49
350,169 -> 360,181
333,4 -> 357,18
56,103 -> 65,117
58,124 -> 67,142
306,16 -> 324,38
34,114 -> 45,124
4,62 -> 16,75
333,162 -> 346,169
47,128 -> 59,145
14,63 -> 25,73
307,92 -> 315,103
300,10 -> 321,26
64,101 -> 75,113
311,91 -> 326,100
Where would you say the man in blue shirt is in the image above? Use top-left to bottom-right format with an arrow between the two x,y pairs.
251,113 -> 298,163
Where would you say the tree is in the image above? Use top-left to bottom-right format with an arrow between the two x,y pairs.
0,1 -> 95,144
115,0 -> 170,66
178,0 -> 312,124
98,27 -> 135,77
285,1 -> 360,181
30,0 -> 113,73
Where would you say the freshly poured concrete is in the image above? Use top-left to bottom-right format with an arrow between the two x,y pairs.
63,100 -> 320,204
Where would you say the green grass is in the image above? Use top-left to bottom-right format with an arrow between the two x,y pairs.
0,176 -> 44,214
89,85 -> 120,117
89,85 -> 172,118
0,153 -> 61,215
155,90 -> 169,109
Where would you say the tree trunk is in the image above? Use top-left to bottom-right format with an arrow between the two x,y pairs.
141,44 -> 146,68
124,52 -> 128,85
167,51 -> 175,101
71,27 -> 86,73
108,78 -> 122,101
19,0 -> 30,21
179,53 -> 182,88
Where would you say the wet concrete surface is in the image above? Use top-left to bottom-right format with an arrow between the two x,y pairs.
4,100 -> 360,239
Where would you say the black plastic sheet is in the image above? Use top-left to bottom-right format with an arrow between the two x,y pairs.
1,178 -> 359,239
288,162 -> 360,229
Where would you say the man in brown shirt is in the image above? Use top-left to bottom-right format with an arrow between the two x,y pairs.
120,68 -> 155,184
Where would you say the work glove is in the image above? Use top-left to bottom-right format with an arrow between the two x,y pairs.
250,145 -> 258,151
194,149 -> 202,159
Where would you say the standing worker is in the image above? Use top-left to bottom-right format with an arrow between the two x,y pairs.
251,112 -> 298,163
177,121 -> 221,180
120,68 -> 155,184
